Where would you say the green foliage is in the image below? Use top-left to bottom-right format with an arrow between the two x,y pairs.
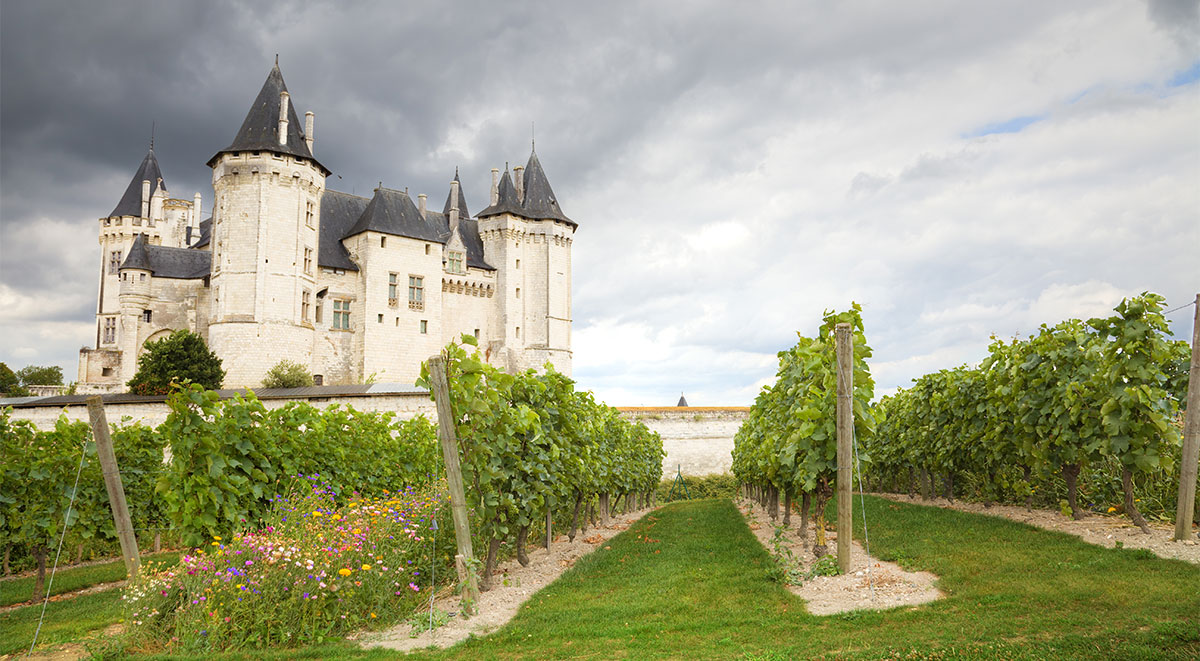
15,364 -> 63,386
416,335 -> 664,563
656,473 -> 738,503
261,359 -> 315,389
0,362 -> 29,396
867,292 -> 1188,524
158,384 -> 439,545
127,330 -> 225,395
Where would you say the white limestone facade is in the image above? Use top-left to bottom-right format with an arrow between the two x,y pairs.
78,62 -> 575,392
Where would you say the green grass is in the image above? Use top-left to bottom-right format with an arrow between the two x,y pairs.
0,588 -> 126,656
0,551 -> 180,607
8,498 -> 1199,659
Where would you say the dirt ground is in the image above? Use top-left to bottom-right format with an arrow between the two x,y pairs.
874,493 -> 1200,565
359,506 -> 650,653
736,498 -> 943,615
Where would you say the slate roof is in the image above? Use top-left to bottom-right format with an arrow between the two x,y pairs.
319,190 -> 367,271
206,64 -> 330,175
442,171 -> 471,219
191,217 -> 213,248
109,149 -> 165,218
445,217 -> 494,271
346,188 -> 445,242
120,234 -> 211,279
677,394 -> 689,407
477,169 -> 524,218
520,151 -> 575,227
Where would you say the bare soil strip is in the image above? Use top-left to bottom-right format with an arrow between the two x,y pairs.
736,497 -> 942,615
874,493 -> 1200,565
360,507 -> 650,653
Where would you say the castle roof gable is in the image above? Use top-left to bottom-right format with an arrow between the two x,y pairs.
207,64 -> 330,175
345,187 -> 445,242
520,150 -> 575,227
442,171 -> 471,219
477,169 -> 524,218
120,234 -> 211,279
108,149 -> 164,218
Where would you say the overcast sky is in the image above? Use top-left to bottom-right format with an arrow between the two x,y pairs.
1,0 -> 1197,405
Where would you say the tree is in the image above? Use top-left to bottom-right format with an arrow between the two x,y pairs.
127,330 -> 225,395
0,362 -> 28,397
261,359 -> 313,389
15,365 -> 63,386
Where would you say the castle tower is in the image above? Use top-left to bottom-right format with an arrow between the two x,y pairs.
478,147 -> 575,375
116,235 -> 154,386
205,62 -> 330,387
79,145 -> 201,389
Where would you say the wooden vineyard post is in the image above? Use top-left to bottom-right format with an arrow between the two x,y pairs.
427,355 -> 480,615
1175,294 -> 1200,541
835,322 -> 853,575
85,396 -> 140,578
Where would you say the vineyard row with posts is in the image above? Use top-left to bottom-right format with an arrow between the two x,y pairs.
418,335 -> 665,589
731,305 -> 876,558
866,292 -> 1193,531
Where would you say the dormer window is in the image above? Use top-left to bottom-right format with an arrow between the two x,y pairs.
447,251 -> 464,274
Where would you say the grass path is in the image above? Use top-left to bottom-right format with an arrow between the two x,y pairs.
400,496 -> 1199,660
5,498 -> 1198,659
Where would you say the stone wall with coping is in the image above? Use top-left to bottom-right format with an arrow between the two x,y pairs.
618,407 -> 749,478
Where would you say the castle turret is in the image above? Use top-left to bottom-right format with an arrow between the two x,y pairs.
116,235 -> 154,385
205,61 -> 330,388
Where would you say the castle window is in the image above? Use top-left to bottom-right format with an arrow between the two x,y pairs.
305,200 -> 314,227
474,328 -> 480,339
425,244 -> 431,255
516,259 -> 520,269
333,299 -> 351,330
313,374 -> 323,386
139,273 -> 146,282
380,236 -> 387,248
102,317 -> 116,344
109,250 -> 122,274
102,367 -> 113,377
378,313 -> 384,323
408,275 -> 424,311
420,320 -> 428,334
447,251 -> 464,274
388,273 -> 398,305
516,326 -> 521,339
516,287 -> 521,299
303,247 -> 313,274
302,290 -> 311,321
142,309 -> 152,323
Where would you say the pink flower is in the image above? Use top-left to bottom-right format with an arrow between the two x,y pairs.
409,583 -> 420,592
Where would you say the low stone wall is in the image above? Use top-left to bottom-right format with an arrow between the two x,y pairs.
6,389 -> 436,430
618,407 -> 748,478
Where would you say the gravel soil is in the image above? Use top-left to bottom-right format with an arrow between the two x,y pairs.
736,498 -> 942,615
874,493 -> 1200,565
359,506 -> 651,653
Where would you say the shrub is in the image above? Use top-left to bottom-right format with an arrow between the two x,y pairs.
261,360 -> 314,389
123,479 -> 455,651
128,330 -> 225,395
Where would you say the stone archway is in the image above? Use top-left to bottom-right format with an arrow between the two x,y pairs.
139,328 -> 176,356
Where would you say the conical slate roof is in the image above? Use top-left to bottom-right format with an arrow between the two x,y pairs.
442,171 -> 471,218
207,64 -> 329,174
109,150 -> 164,218
520,150 -> 575,227
677,393 -> 689,407
120,234 -> 152,270
477,169 -> 524,218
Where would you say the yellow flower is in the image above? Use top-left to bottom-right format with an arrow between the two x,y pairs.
1107,507 -> 1117,513
332,514 -> 342,521
370,612 -> 377,618
213,535 -> 222,541
338,568 -> 353,577
353,528 -> 362,535
211,541 -> 219,546
312,511 -> 323,517
361,564 -> 372,571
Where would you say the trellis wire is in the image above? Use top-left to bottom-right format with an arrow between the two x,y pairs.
29,442 -> 88,655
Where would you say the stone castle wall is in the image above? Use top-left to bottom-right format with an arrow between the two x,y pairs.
618,407 -> 749,477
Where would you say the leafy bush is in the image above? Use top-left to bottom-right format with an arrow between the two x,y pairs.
15,365 -> 63,386
128,330 -> 225,395
656,473 -> 738,503
123,479 -> 455,651
261,360 -> 314,389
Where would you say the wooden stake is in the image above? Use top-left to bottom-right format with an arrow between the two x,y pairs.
835,322 -> 853,575
86,396 -> 140,579
426,355 -> 480,615
1174,294 -> 1200,541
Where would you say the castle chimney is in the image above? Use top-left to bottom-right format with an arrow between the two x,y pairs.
278,91 -> 290,146
192,192 -> 203,241
141,179 -> 151,218
490,168 -> 499,205
304,111 -> 314,153
418,193 -> 427,217
514,166 -> 524,202
449,180 -> 460,231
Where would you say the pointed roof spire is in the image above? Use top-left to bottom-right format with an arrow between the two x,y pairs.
108,149 -> 165,218
207,61 -> 329,174
149,121 -> 155,151
442,169 -> 471,218
520,150 -> 575,227
677,393 -> 689,407
120,234 -> 152,271
477,168 -> 524,218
